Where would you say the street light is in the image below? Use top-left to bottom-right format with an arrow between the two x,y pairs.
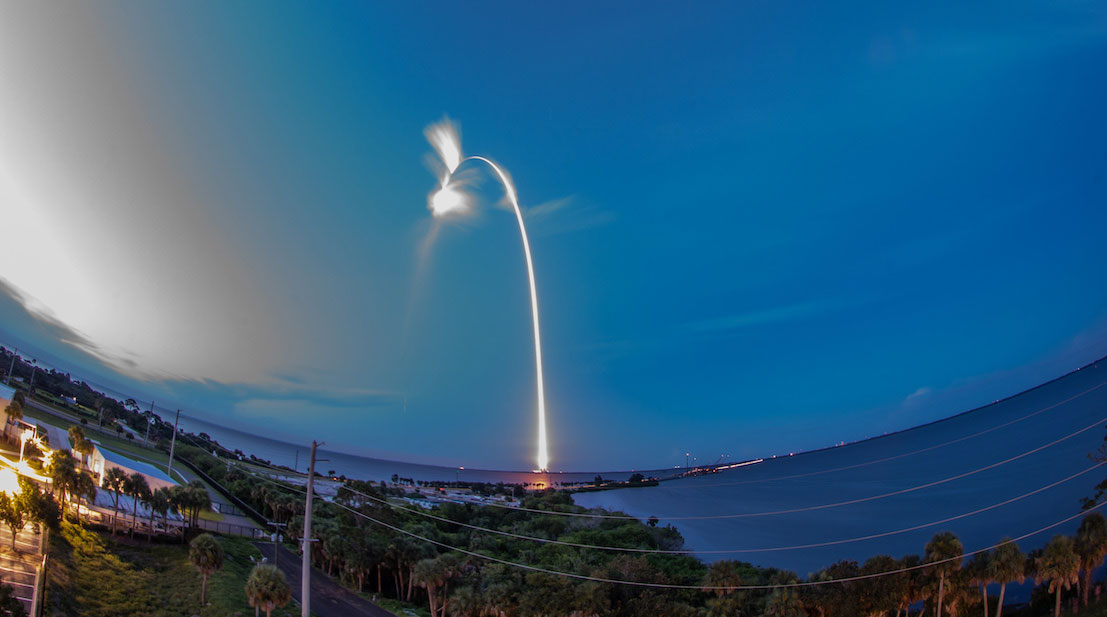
19,428 -> 36,463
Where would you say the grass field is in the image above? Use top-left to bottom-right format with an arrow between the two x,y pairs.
44,521 -> 299,617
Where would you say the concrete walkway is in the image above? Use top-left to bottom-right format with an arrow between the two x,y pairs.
254,543 -> 393,617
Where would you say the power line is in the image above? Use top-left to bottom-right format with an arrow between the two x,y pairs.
331,462 -> 1104,555
350,414 -> 1107,520
661,378 -> 1107,490
263,469 -> 1107,591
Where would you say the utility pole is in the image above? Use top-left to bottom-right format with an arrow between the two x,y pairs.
143,400 -> 155,446
301,440 -> 320,617
166,409 -> 181,481
268,521 -> 287,570
5,349 -> 16,385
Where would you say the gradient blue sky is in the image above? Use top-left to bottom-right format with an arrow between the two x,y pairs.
1,2 -> 1106,470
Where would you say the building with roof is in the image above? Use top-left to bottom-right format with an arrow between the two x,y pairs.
89,441 -> 178,491
0,383 -> 15,432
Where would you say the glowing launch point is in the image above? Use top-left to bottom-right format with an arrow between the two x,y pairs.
425,119 -> 551,472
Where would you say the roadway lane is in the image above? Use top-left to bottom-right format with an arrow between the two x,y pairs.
254,542 -> 393,617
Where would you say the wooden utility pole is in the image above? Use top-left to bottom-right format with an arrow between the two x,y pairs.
166,409 -> 181,481
301,440 -> 319,617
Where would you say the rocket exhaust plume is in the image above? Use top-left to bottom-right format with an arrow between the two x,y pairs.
424,118 -> 550,472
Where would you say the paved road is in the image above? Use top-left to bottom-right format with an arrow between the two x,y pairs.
254,542 -> 394,617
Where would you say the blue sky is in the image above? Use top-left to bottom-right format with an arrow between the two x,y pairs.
1,2 -> 1106,470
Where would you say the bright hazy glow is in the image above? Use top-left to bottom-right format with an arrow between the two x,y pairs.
428,182 -> 471,217
0,468 -> 17,494
424,119 -> 550,471
0,8 -> 282,383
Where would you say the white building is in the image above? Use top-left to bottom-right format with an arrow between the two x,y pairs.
89,442 -> 178,491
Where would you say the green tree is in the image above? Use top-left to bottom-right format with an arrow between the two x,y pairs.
3,392 -> 23,440
123,473 -> 150,538
967,551 -> 992,617
103,467 -> 128,535
859,554 -> 901,617
988,539 -> 1024,617
68,425 -> 94,468
1075,512 -> 1107,607
46,449 -> 77,505
147,487 -> 171,542
171,481 -> 210,529
188,533 -> 224,607
1036,535 -> 1079,617
703,560 -> 746,616
763,587 -> 805,617
75,437 -> 95,469
72,471 -> 97,525
67,425 -> 84,452
18,476 -> 61,531
245,563 -> 291,617
0,492 -> 24,550
925,531 -> 963,617
894,555 -> 925,617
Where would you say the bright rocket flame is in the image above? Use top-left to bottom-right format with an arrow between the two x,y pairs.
424,120 -> 551,471
428,183 -> 470,217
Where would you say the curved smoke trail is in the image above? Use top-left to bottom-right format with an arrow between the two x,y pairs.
424,120 -> 550,471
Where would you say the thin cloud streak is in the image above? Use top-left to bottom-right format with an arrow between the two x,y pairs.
680,298 -> 856,335
526,196 -> 615,236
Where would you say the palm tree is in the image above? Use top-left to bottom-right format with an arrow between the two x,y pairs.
68,426 -> 94,469
1075,512 -> 1107,607
988,538 -> 1024,617
189,533 -> 224,607
66,425 -> 84,453
895,555 -> 925,617
764,587 -> 805,617
925,531 -> 964,617
414,557 -> 447,617
860,555 -> 902,617
147,487 -> 171,542
703,559 -> 745,616
46,450 -> 77,505
1037,535 -> 1080,617
103,467 -> 128,535
414,553 -> 462,617
73,472 -> 97,526
967,551 -> 992,617
124,473 -> 150,538
245,563 -> 291,617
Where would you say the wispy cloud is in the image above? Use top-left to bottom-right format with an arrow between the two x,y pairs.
525,196 -> 615,236
680,298 -> 854,335
233,394 -> 399,420
903,386 -> 932,408
0,277 -> 150,376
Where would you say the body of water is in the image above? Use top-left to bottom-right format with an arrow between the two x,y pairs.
573,360 -> 1107,584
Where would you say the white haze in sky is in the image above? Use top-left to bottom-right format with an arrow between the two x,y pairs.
0,6 -> 282,383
